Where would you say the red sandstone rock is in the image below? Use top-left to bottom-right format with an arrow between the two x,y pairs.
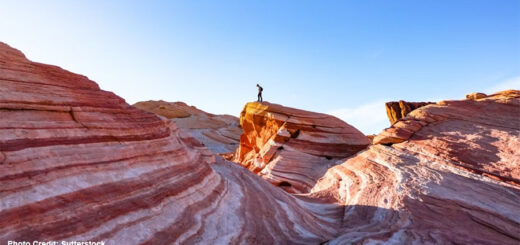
0,42 -> 344,244
233,102 -> 371,193
310,90 -> 520,244
1,41 -> 519,244
134,100 -> 241,154
373,90 -> 520,184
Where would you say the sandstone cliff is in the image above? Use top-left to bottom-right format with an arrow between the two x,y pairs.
233,102 -> 371,193
134,100 -> 241,154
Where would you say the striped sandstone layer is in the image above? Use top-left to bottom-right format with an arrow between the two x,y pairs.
133,100 -> 241,154
373,90 -> 520,185
0,42 -> 343,244
1,41 -> 519,244
312,90 -> 520,244
233,102 -> 371,193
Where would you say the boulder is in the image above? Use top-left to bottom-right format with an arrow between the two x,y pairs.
385,100 -> 434,124
466,92 -> 487,100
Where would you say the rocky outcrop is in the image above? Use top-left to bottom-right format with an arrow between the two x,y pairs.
0,42 -> 344,244
385,100 -> 434,124
311,90 -> 520,244
466,92 -> 487,100
134,100 -> 241,154
374,90 -> 520,184
233,102 -> 370,193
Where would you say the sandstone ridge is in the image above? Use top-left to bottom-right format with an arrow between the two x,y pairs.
310,89 -> 520,244
373,90 -> 520,184
134,100 -> 241,154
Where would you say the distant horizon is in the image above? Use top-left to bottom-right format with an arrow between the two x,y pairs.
1,0 -> 519,134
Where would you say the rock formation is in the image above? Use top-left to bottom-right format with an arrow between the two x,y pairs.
233,102 -> 371,193
385,100 -> 434,124
134,100 -> 241,154
374,90 -> 520,184
312,89 -> 520,244
1,41 -> 519,244
0,42 -> 343,244
466,92 -> 487,100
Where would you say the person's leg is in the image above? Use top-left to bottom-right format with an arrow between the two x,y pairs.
260,94 -> 263,102
257,94 -> 260,102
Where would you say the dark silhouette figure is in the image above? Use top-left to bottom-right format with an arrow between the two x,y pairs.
257,84 -> 263,102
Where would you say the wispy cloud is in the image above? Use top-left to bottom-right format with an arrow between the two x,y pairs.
485,76 -> 520,94
328,100 -> 390,135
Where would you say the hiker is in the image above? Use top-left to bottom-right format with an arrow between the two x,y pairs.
257,84 -> 263,102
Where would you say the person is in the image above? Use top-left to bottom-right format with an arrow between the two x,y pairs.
256,84 -> 263,102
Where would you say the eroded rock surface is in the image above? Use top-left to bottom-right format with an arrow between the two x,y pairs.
312,143 -> 520,244
134,100 -> 241,154
312,90 -> 520,244
0,42 -> 343,244
1,41 -> 519,244
385,100 -> 434,124
373,90 -> 520,184
233,102 -> 370,193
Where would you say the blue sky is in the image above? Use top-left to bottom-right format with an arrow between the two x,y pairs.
1,0 -> 519,134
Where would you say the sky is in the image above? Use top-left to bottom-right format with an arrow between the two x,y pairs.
1,0 -> 519,134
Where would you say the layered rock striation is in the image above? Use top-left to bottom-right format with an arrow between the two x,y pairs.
1,41 -> 519,244
0,42 -> 343,244
233,102 -> 371,193
311,90 -> 520,244
373,90 -> 520,185
134,100 -> 241,154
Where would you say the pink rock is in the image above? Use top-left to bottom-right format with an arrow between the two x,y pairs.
313,90 -> 520,244
1,41 -> 519,244
373,90 -> 520,184
0,42 -> 344,244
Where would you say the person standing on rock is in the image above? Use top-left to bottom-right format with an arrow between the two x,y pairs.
257,84 -> 263,102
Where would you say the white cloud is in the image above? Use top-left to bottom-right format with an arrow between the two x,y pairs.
486,76 -> 520,94
328,100 -> 390,135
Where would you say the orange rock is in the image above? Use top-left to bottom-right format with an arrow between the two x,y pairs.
465,92 -> 487,100
133,100 -> 192,118
385,100 -> 434,124
233,102 -> 370,193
